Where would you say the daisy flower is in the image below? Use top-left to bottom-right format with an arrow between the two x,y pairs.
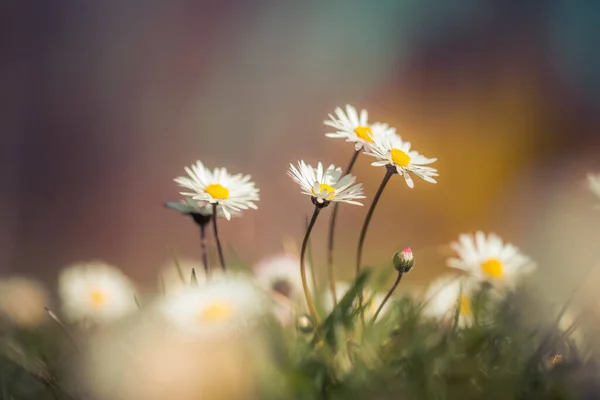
253,253 -> 311,303
161,276 -> 270,336
58,261 -> 137,323
365,133 -> 438,188
446,232 -> 535,286
587,174 -> 600,201
324,105 -> 395,150
422,276 -> 477,326
0,277 -> 49,328
174,161 -> 259,220
288,161 -> 365,206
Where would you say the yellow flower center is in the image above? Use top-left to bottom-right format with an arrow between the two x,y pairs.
312,183 -> 336,200
204,183 -> 229,200
90,289 -> 107,307
459,295 -> 472,316
200,302 -> 234,322
354,126 -> 373,143
390,148 -> 411,167
480,258 -> 505,279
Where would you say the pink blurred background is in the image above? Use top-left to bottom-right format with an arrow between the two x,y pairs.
2,1 -> 600,289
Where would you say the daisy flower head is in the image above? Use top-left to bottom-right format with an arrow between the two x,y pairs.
174,161 -> 259,220
423,276 -> 476,327
365,133 -> 438,188
324,105 -> 395,150
58,261 -> 137,323
161,275 -> 270,337
288,161 -> 365,206
587,173 -> 600,201
253,253 -> 310,303
446,232 -> 535,286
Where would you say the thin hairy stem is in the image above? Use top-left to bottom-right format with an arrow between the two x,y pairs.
301,205 -> 323,325
212,203 -> 226,271
199,222 -> 210,277
326,149 -> 360,306
305,215 -> 318,291
356,167 -> 394,277
372,272 -> 403,322
355,167 -> 394,320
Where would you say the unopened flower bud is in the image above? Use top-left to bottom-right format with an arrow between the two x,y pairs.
393,248 -> 414,273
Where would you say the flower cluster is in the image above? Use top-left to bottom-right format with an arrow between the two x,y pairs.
324,104 -> 438,188
7,103 -> 600,400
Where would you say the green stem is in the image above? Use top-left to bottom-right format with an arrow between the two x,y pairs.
355,166 -> 394,320
372,271 -> 403,322
211,203 -> 226,271
301,205 -> 323,325
326,149 -> 360,306
355,167 -> 394,277
199,222 -> 210,277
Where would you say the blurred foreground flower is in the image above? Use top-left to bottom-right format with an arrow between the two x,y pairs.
81,316 -> 273,400
324,104 -> 395,150
0,277 -> 48,328
288,161 -> 365,206
423,276 -> 477,326
446,232 -> 535,286
174,160 -> 259,220
58,261 -> 137,323
253,253 -> 310,303
160,275 -> 271,337
365,133 -> 438,188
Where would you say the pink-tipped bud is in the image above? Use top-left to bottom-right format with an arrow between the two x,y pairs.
393,247 -> 414,273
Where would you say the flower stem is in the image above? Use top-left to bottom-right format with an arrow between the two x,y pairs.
356,166 -> 394,321
301,205 -> 322,325
211,203 -> 226,271
356,166 -> 394,277
372,271 -> 403,322
326,149 -> 360,306
304,215 -> 318,291
199,222 -> 210,277
191,213 -> 212,277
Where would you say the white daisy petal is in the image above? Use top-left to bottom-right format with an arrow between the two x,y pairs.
403,170 -> 414,188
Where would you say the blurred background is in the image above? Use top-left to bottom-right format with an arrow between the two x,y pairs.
2,0 -> 600,290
